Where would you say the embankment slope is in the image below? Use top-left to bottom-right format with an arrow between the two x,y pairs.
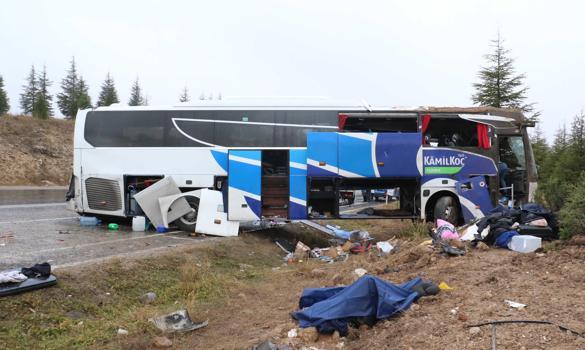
0,115 -> 74,186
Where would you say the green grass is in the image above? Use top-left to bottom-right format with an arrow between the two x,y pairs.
0,240 -> 281,350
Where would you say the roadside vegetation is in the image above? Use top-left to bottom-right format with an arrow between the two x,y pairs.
0,237 -> 281,350
532,113 -> 585,239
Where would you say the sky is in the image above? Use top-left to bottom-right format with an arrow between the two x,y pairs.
1,0 -> 584,140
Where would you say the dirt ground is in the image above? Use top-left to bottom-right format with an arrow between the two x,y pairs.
0,115 -> 73,186
1,224 -> 584,350
172,235 -> 585,350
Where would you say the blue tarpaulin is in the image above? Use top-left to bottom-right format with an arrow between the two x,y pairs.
292,275 -> 422,335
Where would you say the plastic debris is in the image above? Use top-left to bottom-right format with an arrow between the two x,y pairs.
149,309 -> 208,333
117,328 -> 128,335
326,225 -> 351,240
287,328 -> 298,338
438,282 -> 454,291
354,268 -> 368,277
504,300 -> 526,309
375,241 -> 394,255
108,223 -> 119,230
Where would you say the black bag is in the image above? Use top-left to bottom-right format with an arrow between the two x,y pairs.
517,225 -> 556,241
521,203 -> 559,235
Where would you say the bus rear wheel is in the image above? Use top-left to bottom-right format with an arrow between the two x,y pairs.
173,196 -> 200,232
433,196 -> 459,225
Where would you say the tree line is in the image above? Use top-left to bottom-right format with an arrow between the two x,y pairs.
0,57 -> 222,119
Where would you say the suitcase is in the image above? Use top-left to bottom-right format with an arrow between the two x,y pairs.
517,225 -> 557,241
0,269 -> 57,297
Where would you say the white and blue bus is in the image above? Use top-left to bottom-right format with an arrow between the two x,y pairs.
67,99 -> 537,230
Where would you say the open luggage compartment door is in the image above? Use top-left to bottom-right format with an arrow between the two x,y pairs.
228,150 -> 262,221
289,149 -> 308,219
455,176 -> 493,222
196,189 -> 239,236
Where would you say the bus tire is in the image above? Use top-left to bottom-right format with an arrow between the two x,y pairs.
173,196 -> 200,232
433,196 -> 459,225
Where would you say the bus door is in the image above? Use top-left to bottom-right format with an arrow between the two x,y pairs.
498,135 -> 527,199
455,176 -> 492,222
228,150 -> 262,221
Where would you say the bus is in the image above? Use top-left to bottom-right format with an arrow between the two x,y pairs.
66,99 -> 537,229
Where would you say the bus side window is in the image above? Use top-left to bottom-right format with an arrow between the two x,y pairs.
424,117 -> 489,149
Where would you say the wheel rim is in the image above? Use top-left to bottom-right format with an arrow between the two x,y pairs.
179,208 -> 197,225
178,197 -> 199,226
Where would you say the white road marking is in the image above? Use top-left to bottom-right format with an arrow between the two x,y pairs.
0,202 -> 67,209
0,216 -> 78,225
10,231 -> 192,255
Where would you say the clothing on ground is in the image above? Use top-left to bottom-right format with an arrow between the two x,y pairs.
0,270 -> 28,284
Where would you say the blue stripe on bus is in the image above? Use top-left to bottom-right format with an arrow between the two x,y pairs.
229,161 -> 261,196
289,201 -> 307,219
231,150 -> 261,161
290,167 -> 306,176
307,164 -> 338,177
210,150 -> 228,172
244,196 -> 262,218
289,176 -> 307,201
307,133 -> 338,168
338,134 -> 376,177
289,149 -> 307,164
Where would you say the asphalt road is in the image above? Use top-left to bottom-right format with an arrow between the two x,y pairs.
0,202 -> 211,270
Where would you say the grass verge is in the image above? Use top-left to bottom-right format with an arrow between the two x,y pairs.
0,237 -> 281,350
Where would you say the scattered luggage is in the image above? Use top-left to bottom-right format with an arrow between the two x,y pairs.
0,262 -> 57,297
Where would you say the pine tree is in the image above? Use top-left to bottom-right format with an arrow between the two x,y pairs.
57,58 -> 79,118
57,58 -> 92,118
530,125 -> 548,169
179,87 -> 190,102
97,73 -> 119,107
472,34 -> 540,123
0,75 -> 9,115
20,65 -> 38,115
128,78 -> 145,106
569,111 -> 585,151
33,65 -> 53,119
76,77 -> 92,110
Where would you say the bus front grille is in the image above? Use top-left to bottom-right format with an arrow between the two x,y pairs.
85,177 -> 122,211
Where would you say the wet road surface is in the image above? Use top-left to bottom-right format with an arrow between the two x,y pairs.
0,186 -> 68,206
0,190 -> 213,269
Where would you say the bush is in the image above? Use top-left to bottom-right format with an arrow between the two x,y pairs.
558,173 -> 585,239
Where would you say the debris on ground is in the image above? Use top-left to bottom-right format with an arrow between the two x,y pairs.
504,299 -> 527,309
117,328 -> 128,336
140,292 -> 157,304
149,309 -> 208,333
469,203 -> 558,250
438,282 -> 454,291
0,262 -> 57,297
252,340 -> 292,350
287,328 -> 298,338
375,241 -> 394,255
353,268 -> 367,277
152,336 -> 173,348
291,275 -> 437,336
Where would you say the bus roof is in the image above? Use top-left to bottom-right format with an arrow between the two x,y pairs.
90,99 -> 530,125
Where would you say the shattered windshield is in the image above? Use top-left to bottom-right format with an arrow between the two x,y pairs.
500,136 -> 526,170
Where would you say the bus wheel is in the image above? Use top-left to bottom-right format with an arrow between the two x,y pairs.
174,196 -> 200,232
433,196 -> 459,225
